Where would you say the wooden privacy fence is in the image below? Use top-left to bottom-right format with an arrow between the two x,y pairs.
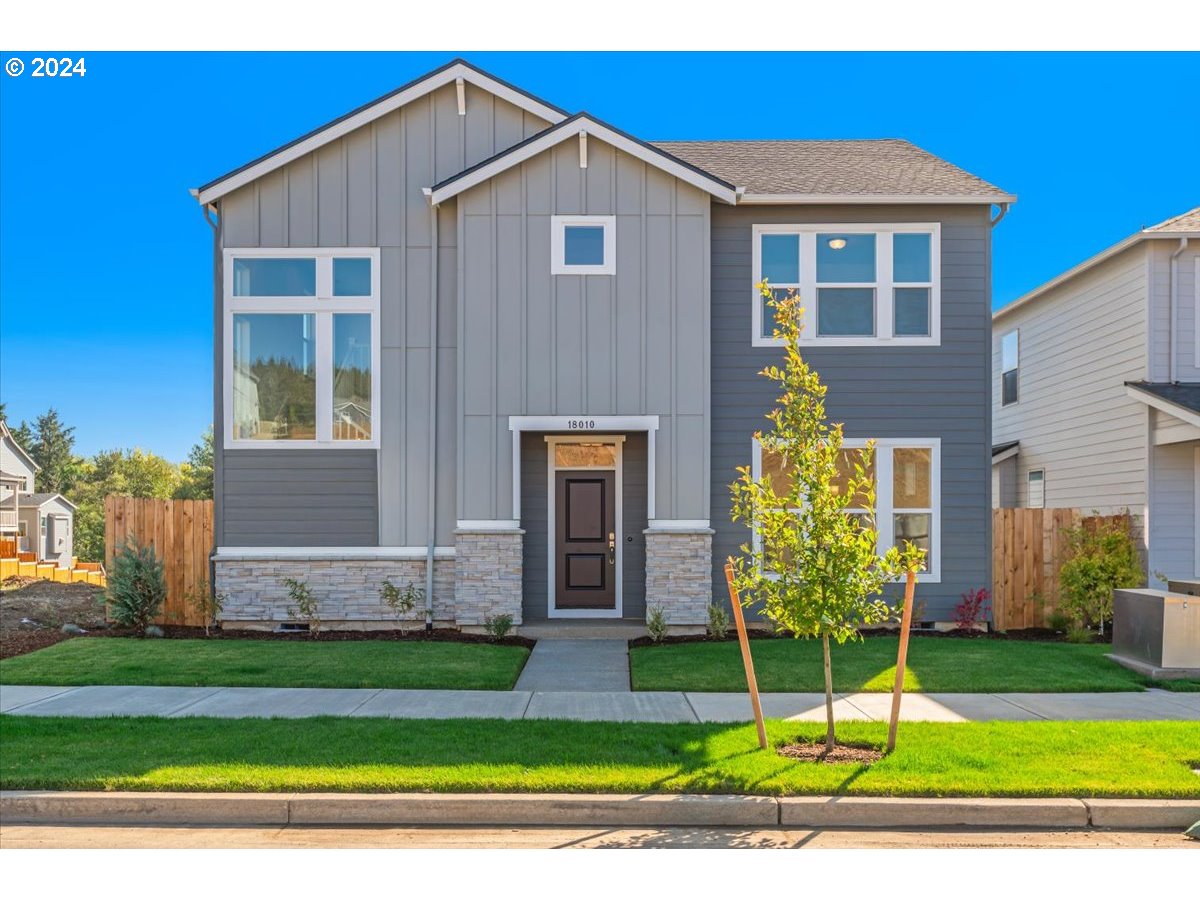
991,508 -> 1131,631
105,496 -> 214,626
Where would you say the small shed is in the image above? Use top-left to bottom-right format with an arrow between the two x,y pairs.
17,493 -> 77,566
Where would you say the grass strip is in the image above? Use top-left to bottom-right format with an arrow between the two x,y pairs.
630,636 -> 1149,693
0,639 -> 529,691
2,716 -> 1197,798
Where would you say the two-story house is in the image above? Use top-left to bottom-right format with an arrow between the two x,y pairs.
992,206 -> 1200,585
0,419 -> 76,566
195,59 -> 1010,632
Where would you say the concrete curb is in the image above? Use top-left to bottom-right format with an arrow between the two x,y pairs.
3,791 -> 1198,829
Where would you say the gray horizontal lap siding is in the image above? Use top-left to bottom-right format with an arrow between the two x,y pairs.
710,205 -> 993,620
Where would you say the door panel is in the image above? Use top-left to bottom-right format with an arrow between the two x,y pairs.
555,470 -> 616,609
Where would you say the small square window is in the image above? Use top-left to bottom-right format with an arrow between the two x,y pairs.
894,287 -> 931,336
817,287 -> 875,336
552,216 -> 615,275
761,234 -> 800,284
817,233 -> 876,283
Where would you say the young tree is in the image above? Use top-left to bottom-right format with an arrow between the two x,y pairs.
729,287 -> 925,752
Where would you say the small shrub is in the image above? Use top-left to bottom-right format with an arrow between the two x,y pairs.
1046,608 -> 1071,632
1065,623 -> 1094,644
483,613 -> 514,640
646,605 -> 669,643
1059,513 -> 1141,637
380,579 -> 423,623
954,587 -> 991,631
185,579 -> 225,636
706,602 -> 729,640
106,538 -> 167,634
282,576 -> 321,638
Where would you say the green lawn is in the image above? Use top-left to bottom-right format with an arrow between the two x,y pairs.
2,716 -> 1197,797
0,638 -> 529,691
630,636 -> 1149,693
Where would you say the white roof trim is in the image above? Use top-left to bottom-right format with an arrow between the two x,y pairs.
22,493 -> 78,511
991,444 -> 1020,465
430,118 -> 739,205
1125,384 -> 1200,430
196,62 -> 566,206
0,421 -> 41,472
738,192 -> 1016,205
995,230 -> 1200,321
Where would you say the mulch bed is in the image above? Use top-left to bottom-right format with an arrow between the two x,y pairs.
630,625 -> 1110,648
80,625 -> 536,650
777,742 -> 884,764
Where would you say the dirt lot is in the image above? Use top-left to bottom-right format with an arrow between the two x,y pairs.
0,577 -> 108,659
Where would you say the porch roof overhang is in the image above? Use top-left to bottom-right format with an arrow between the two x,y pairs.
427,112 -> 740,206
991,440 -> 1019,464
1125,381 -> 1200,429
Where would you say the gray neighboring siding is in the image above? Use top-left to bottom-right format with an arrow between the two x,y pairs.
520,431 -> 648,620
222,450 -> 378,546
456,138 -> 711,523
1149,439 -> 1196,584
709,204 -> 993,619
216,82 -> 549,548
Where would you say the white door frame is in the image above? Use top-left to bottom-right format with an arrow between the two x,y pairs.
546,435 -> 624,619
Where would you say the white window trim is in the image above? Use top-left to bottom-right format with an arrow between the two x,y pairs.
1027,468 -> 1045,509
551,215 -> 616,276
223,247 -> 381,450
1001,328 -> 1019,407
750,436 -> 942,583
751,223 -> 941,348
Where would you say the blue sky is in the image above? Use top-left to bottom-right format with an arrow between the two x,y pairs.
1,51 -> 1197,461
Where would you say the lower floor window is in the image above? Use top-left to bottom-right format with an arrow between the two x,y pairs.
753,438 -> 941,580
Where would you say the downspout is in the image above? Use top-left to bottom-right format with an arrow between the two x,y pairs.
424,199 -> 439,631
990,202 -> 1010,228
200,197 -> 220,591
1169,237 -> 1189,383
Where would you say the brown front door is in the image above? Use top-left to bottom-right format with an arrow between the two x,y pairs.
554,470 -> 617,610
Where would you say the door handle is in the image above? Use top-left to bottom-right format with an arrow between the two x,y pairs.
608,532 -> 616,565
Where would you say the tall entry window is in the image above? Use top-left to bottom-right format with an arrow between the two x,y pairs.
224,249 -> 379,448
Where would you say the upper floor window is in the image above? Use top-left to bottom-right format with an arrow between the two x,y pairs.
552,216 -> 615,275
223,249 -> 380,449
752,223 -> 941,348
1001,329 -> 1019,406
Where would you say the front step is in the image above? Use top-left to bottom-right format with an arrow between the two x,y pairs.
520,619 -> 647,640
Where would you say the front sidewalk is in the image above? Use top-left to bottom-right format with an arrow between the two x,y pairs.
2,683 -> 1196,722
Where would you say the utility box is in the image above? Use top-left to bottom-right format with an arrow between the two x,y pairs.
1110,588 -> 1200,678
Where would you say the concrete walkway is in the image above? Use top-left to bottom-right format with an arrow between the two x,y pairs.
2,683 -> 1196,723
514,639 -> 630,692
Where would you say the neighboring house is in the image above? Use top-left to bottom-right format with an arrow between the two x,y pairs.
195,58 -> 1011,630
992,206 -> 1200,585
0,419 -> 76,565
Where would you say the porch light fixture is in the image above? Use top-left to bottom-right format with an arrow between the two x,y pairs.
828,238 -> 848,250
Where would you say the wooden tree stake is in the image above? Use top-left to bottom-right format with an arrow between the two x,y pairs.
725,558 -> 768,750
886,569 -> 918,753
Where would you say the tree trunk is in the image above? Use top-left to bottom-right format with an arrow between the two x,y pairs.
822,632 -> 835,751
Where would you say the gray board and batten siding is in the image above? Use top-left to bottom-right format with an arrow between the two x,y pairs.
708,204 -> 994,620
454,137 -> 712,524
214,81 -> 551,548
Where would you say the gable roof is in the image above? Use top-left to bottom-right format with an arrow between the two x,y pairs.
653,139 -> 1015,204
428,112 -> 739,205
19,492 -> 77,511
1126,381 -> 1200,429
0,420 -> 41,472
193,59 -> 568,205
994,205 -> 1200,322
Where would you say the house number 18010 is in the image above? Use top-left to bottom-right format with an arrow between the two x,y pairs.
567,419 -> 595,430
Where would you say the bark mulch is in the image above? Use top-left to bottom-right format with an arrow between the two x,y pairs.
89,624 -> 535,650
630,625 -> 1106,648
777,742 -> 885,764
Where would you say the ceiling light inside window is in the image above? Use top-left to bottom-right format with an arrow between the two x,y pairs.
828,238 -> 847,250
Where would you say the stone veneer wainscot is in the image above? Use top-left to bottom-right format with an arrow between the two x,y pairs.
643,527 -> 713,625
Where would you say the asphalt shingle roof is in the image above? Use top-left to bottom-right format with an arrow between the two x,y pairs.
650,139 -> 1011,199
1127,382 -> 1200,416
19,493 -> 67,507
1144,206 -> 1200,233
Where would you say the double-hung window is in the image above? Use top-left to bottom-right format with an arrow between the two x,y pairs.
751,437 -> 941,582
1000,330 -> 1019,406
752,224 -> 941,347
223,249 -> 380,448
